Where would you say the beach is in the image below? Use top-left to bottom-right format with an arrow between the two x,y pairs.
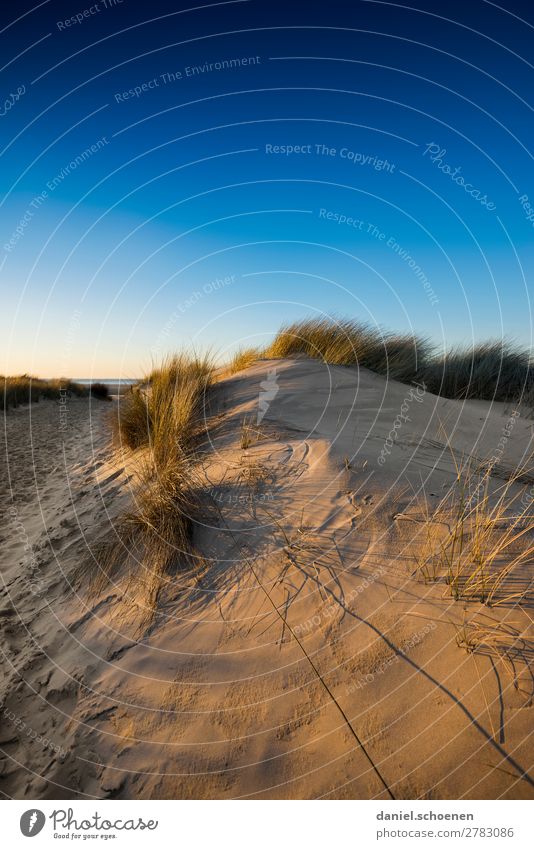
1,358 -> 533,800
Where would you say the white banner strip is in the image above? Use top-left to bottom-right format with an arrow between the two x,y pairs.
3,799 -> 532,848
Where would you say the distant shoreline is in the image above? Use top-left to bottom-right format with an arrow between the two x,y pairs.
73,378 -> 139,384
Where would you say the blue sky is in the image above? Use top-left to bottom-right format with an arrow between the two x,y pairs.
1,0 -> 533,377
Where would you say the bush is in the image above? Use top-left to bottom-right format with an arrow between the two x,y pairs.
89,382 -> 110,400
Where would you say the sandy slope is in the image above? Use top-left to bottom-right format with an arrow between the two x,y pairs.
1,359 -> 533,800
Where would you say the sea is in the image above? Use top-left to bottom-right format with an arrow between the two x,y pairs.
74,379 -> 139,385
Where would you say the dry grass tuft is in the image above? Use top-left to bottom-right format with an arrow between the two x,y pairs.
240,416 -> 256,449
228,347 -> 261,374
97,453 -> 205,613
115,354 -> 213,453
454,617 -> 534,704
455,618 -> 523,656
1,375 -> 93,411
114,385 -> 148,449
95,354 -> 214,618
264,316 -> 432,383
263,317 -> 534,403
221,318 -> 533,406
422,340 -> 532,402
413,452 -> 534,606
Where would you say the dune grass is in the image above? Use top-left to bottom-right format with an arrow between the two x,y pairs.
454,617 -> 524,657
264,317 -> 433,383
413,451 -> 534,606
228,347 -> 261,374
115,354 -> 213,452
92,317 -> 532,615
1,375 -> 109,411
422,341 -> 532,402
97,354 -> 214,615
99,450 -> 205,612
225,317 -> 532,405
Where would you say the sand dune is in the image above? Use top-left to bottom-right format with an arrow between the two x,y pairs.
1,359 -> 533,799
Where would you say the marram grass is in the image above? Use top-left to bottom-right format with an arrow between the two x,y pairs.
227,316 -> 533,405
95,354 -> 214,621
1,375 -> 109,411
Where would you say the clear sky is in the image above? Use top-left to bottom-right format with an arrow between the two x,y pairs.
1,0 -> 533,377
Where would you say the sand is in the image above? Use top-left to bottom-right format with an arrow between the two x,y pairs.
1,358 -> 533,800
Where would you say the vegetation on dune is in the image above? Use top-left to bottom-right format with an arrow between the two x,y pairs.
219,322 -> 534,616
115,353 -> 213,452
6,316 -> 531,415
97,354 -> 214,614
88,382 -> 111,400
423,341 -> 532,402
413,449 -> 534,607
227,316 -> 533,405
1,375 -> 109,411
99,329 -> 534,622
227,346 -> 261,375
9,318 -> 529,621
264,317 -> 432,382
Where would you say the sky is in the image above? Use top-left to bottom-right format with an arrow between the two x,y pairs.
1,0 -> 534,377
